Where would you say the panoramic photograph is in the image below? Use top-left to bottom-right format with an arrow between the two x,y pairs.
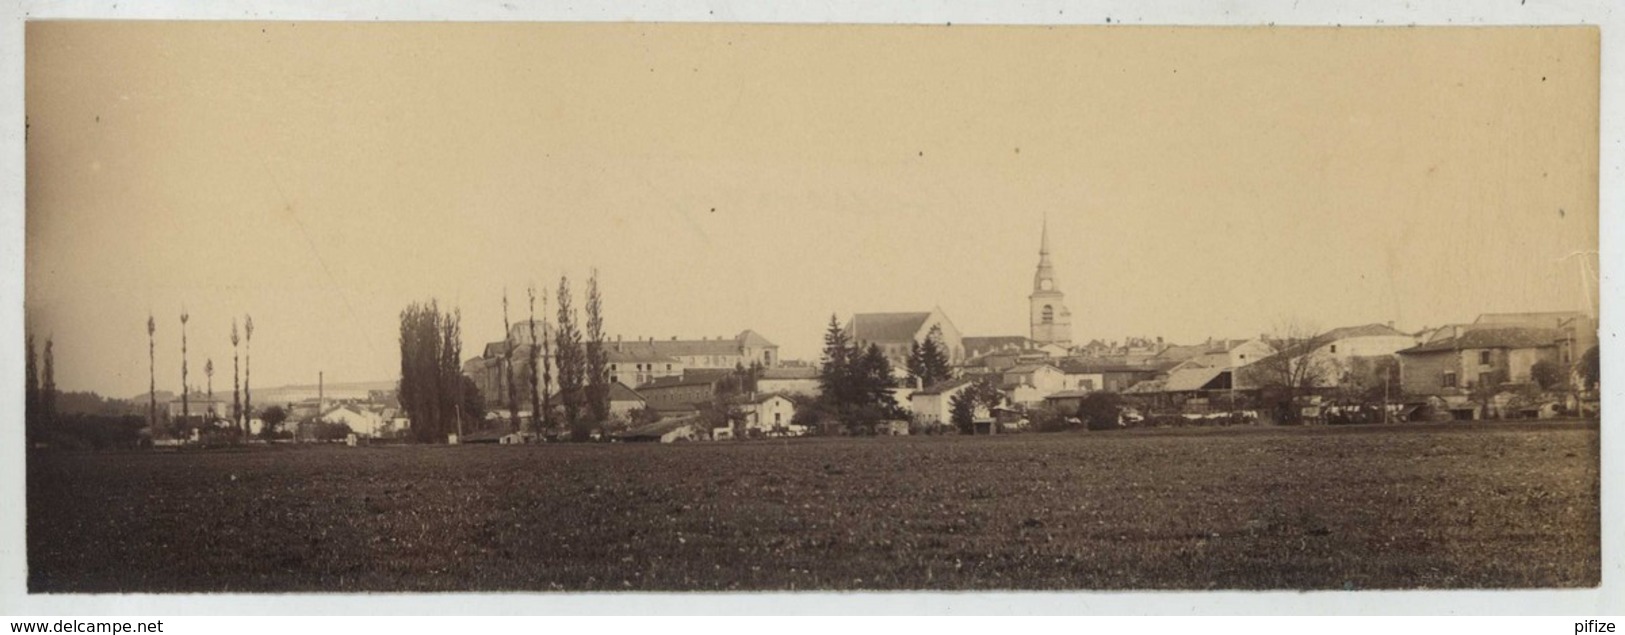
21,22 -> 1600,593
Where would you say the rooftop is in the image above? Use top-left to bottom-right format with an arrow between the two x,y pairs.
1399,327 -> 1561,354
849,312 -> 934,343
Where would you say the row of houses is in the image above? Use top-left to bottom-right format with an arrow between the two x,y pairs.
450,302 -> 1595,435
839,308 -> 1597,423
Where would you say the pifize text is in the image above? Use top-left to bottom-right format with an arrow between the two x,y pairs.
1577,621 -> 1617,633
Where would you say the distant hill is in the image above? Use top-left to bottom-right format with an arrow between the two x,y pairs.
126,390 -> 177,404
252,379 -> 397,406
59,391 -> 145,416
121,380 -> 397,409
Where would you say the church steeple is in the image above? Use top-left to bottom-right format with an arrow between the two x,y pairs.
1033,215 -> 1057,293
1028,217 -> 1072,347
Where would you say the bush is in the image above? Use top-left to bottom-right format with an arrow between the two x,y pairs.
33,414 -> 147,450
1027,406 -> 1077,433
1076,392 -> 1125,430
1530,360 -> 1567,391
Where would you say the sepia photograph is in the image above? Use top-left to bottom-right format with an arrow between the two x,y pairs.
8,8 -> 1615,614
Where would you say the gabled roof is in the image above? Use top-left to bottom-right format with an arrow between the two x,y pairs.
849,312 -> 933,343
606,346 -> 680,364
506,320 -> 553,345
1162,367 -> 1230,392
1398,327 -> 1560,354
320,404 -> 372,418
1154,343 -> 1209,361
644,338 -> 743,358
735,329 -> 778,348
1318,323 -> 1410,341
725,392 -> 795,406
1004,363 -> 1060,374
1474,311 -> 1588,328
608,382 -> 645,403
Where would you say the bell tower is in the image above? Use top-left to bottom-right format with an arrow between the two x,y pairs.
1029,217 -> 1073,347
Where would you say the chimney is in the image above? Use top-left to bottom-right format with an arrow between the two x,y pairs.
1387,320 -> 1395,329
1452,325 -> 1462,340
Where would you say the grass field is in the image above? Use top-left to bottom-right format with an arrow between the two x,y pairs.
26,421 -> 1599,592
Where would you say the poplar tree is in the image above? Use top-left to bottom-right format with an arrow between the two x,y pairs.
243,314 -> 254,425
526,284 -> 543,434
554,276 -> 586,440
147,315 -> 157,436
502,289 -> 519,430
25,332 -> 38,434
180,310 -> 190,429
205,359 -> 215,425
441,307 -> 464,435
42,337 -> 57,429
584,269 -> 609,427
231,318 -> 242,435
540,286 -> 553,432
398,301 -> 470,442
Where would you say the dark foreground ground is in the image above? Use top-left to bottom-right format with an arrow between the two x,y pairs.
27,420 -> 1599,592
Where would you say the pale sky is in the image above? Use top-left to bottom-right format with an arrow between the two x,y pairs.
25,23 -> 1598,398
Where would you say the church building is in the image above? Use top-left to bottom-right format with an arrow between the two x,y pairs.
1029,219 -> 1073,347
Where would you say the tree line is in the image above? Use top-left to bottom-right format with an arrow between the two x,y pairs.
398,270 -> 612,443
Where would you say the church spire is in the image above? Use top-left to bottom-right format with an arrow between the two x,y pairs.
1040,213 -> 1050,257
1033,216 -> 1056,292
1028,217 -> 1072,347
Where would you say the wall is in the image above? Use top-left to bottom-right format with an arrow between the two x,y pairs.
1399,350 -> 1459,396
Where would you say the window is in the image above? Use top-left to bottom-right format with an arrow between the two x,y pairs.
1329,345 -> 1338,354
1478,351 -> 1491,365
1041,305 -> 1054,324
1478,372 -> 1494,388
1442,372 -> 1457,388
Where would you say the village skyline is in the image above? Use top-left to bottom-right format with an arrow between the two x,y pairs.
24,23 -> 1599,398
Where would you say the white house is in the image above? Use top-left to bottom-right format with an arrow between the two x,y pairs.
733,393 -> 798,433
1173,337 -> 1278,371
1291,323 -> 1420,388
320,405 -> 387,437
1000,363 -> 1067,398
910,378 -> 976,425
607,382 -> 648,419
